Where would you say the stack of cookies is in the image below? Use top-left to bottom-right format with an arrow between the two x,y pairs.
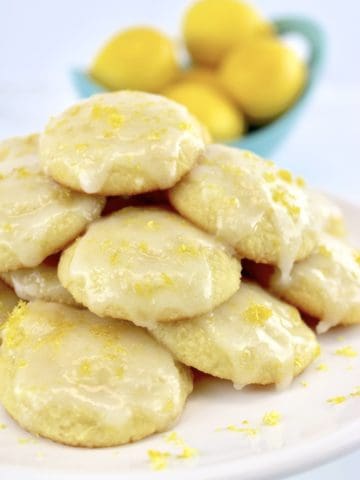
0,91 -> 358,448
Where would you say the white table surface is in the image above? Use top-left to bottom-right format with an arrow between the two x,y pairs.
0,1 -> 359,478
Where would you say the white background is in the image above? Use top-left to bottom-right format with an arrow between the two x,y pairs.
0,0 -> 359,478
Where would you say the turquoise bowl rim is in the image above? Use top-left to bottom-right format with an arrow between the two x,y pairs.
70,16 -> 326,154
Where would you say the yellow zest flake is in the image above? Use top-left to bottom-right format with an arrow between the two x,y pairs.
316,363 -> 328,372
278,169 -> 293,183
115,366 -> 124,379
147,128 -> 167,140
147,449 -> 170,471
350,386 -> 360,397
294,357 -> 303,369
18,437 -> 36,445
353,251 -> 360,265
177,243 -> 198,256
2,223 -> 14,233
225,196 -> 240,208
146,220 -> 158,230
327,396 -> 347,405
335,346 -> 358,358
165,431 -> 198,459
17,359 -> 28,368
102,130 -> 115,139
75,143 -> 88,153
91,104 -> 123,128
78,360 -> 92,376
301,381 -> 309,388
138,242 -> 150,254
318,245 -> 332,258
243,150 -> 257,161
161,273 -> 174,286
263,171 -> 276,182
0,423 -> 7,430
262,411 -> 281,426
226,425 -> 258,436
0,173 -> 4,180
163,399 -> 174,413
272,188 -> 301,219
134,282 -> 152,296
15,167 -> 30,178
296,176 -> 306,188
109,250 -> 121,266
243,303 -> 272,326
220,163 -> 242,177
241,420 -> 249,425
108,113 -> 123,128
179,121 -> 191,131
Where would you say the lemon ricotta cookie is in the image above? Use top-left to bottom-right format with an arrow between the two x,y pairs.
269,233 -> 360,333
0,135 -> 104,272
0,301 -> 193,447
39,91 -> 206,195
151,280 -> 319,388
0,259 -> 76,306
309,190 -> 346,237
169,144 -> 317,277
58,207 -> 241,327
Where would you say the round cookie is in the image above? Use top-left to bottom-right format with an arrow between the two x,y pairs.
309,190 -> 346,237
150,280 -> 319,388
58,207 -> 241,327
0,301 -> 193,447
169,144 -> 317,278
269,234 -> 360,333
0,135 -> 105,272
0,280 -> 18,329
39,91 -> 206,195
1,262 -> 76,306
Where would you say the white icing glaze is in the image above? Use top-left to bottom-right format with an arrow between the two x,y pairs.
271,233 -> 360,332
59,207 -> 241,326
151,281 -> 318,388
0,301 -> 192,447
0,135 -> 104,270
40,91 -> 205,194
1,263 -> 76,306
170,144 -> 316,278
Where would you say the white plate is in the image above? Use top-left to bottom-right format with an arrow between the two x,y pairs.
0,196 -> 359,480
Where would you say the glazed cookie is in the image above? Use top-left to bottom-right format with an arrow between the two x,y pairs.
39,91 -> 206,195
0,301 -> 193,447
169,144 -> 317,277
309,190 -> 346,237
0,135 -> 105,272
58,207 -> 241,326
1,262 -> 76,306
269,234 -> 360,333
151,280 -> 319,388
0,280 -> 18,329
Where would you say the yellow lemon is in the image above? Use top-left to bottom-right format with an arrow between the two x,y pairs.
91,27 -> 179,92
179,66 -> 224,93
163,81 -> 245,141
183,0 -> 272,67
219,37 -> 307,124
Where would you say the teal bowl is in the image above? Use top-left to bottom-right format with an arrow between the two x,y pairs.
71,16 -> 325,157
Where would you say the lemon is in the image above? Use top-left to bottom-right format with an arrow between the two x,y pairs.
183,0 -> 272,67
163,81 -> 245,141
219,37 -> 307,124
91,27 -> 179,92
179,66 -> 224,93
